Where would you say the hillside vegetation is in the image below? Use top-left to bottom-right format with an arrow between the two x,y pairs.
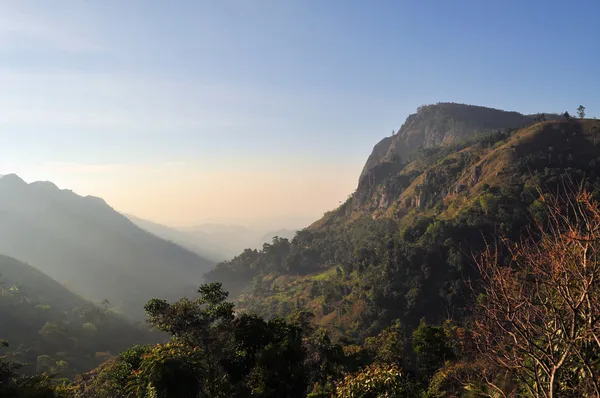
208,117 -> 600,339
0,255 -> 159,378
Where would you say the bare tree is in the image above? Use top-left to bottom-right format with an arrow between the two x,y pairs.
473,189 -> 600,398
577,105 -> 586,119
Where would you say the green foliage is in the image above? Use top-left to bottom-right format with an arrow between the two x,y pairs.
334,363 -> 419,397
0,265 -> 158,378
0,342 -> 56,398
478,193 -> 500,215
362,323 -> 406,365
125,343 -> 212,398
70,283 -> 314,397
144,282 -> 235,348
412,320 -> 455,382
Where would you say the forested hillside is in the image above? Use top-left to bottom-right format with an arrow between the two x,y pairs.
0,255 -> 159,378
0,175 -> 214,319
208,115 -> 600,338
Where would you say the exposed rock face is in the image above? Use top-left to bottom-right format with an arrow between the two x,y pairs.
351,103 -> 552,215
360,103 -> 536,182
352,160 -> 405,210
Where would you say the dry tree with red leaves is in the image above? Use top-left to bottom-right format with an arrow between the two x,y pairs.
473,189 -> 600,398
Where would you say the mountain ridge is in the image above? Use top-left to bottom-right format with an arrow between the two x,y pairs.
0,175 -> 214,319
359,103 -> 558,182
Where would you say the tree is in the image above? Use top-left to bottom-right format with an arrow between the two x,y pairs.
363,322 -> 406,365
141,283 -> 310,398
479,192 -> 500,215
577,105 -> 586,119
334,363 -> 418,397
0,341 -> 55,398
412,319 -> 455,383
144,282 -> 235,348
563,111 -> 571,119
473,189 -> 600,397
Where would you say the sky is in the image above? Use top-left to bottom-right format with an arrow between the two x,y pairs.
0,0 -> 599,228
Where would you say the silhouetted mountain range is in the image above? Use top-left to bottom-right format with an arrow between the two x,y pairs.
127,215 -> 297,261
0,174 -> 213,319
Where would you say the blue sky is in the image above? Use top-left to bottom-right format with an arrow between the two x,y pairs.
0,0 -> 598,227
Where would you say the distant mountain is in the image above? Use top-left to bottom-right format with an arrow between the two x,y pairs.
0,254 -> 159,375
256,228 -> 296,246
0,175 -> 214,319
128,216 -> 298,261
125,214 -> 226,262
181,224 -> 298,256
180,224 -> 258,259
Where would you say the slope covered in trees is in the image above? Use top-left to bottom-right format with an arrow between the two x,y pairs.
208,117 -> 600,339
47,196 -> 600,397
0,175 -> 214,319
0,255 -> 159,378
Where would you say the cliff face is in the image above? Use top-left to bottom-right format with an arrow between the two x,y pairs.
354,103 -> 542,212
360,103 -> 535,180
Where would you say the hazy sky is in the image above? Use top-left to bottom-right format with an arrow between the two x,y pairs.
1,1 -> 599,228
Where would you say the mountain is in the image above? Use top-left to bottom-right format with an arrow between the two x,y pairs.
0,175 -> 214,319
256,228 -> 296,246
128,215 -> 299,261
360,103 -> 553,181
182,224 -> 298,252
206,105 -> 600,340
0,254 -> 159,376
344,103 -> 560,221
125,214 -> 226,262
179,224 -> 258,259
